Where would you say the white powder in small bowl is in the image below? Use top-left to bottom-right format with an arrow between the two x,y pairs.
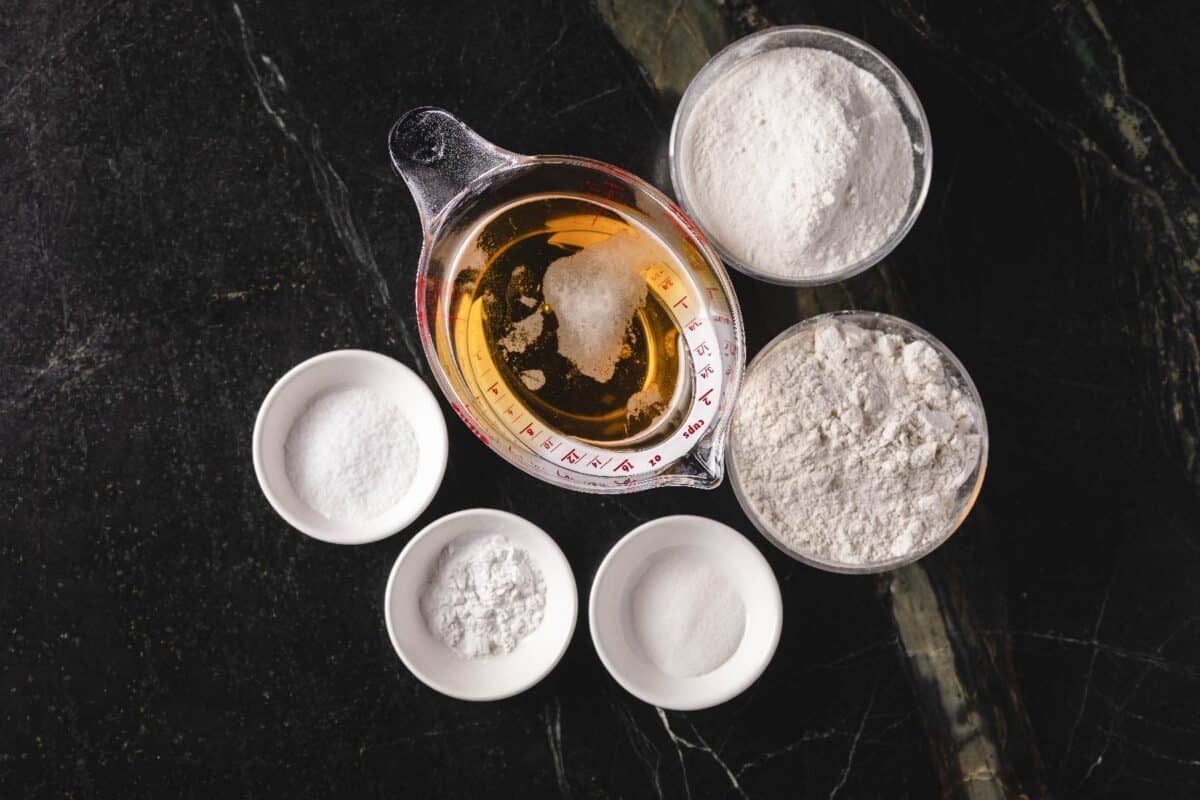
420,534 -> 546,659
284,386 -> 418,522
629,549 -> 746,678
679,47 -> 916,280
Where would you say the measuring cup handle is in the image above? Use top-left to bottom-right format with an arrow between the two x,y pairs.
388,107 -> 520,228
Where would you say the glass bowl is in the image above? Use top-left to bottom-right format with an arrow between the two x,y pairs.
669,26 -> 933,287
727,311 -> 988,574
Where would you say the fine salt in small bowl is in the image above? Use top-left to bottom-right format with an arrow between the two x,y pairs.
590,515 -> 782,711
252,349 -> 448,545
384,508 -> 578,701
669,25 -> 932,287
727,310 -> 989,574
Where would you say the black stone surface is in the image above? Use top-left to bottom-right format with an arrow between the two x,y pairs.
3,0 -> 1199,797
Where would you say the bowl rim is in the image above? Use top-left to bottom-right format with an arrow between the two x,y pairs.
383,507 -> 578,701
588,514 -> 783,710
668,24 -> 934,287
726,311 -> 989,574
251,348 -> 448,545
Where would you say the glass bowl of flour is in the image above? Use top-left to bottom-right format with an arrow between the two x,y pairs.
670,26 -> 932,286
727,311 -> 987,573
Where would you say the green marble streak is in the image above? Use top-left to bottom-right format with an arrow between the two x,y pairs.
880,0 -> 1200,489
594,2 -> 1050,798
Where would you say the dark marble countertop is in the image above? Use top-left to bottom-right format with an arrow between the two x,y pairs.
3,0 -> 1199,797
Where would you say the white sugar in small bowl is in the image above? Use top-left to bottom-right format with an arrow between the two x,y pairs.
590,515 -> 782,711
385,509 -> 578,701
669,25 -> 932,287
252,349 -> 448,545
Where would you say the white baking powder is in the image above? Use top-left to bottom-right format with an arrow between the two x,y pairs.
732,320 -> 982,566
629,549 -> 745,677
679,47 -> 915,279
284,386 -> 418,522
420,535 -> 546,658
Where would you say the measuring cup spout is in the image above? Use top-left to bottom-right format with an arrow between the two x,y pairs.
388,107 -> 520,230
660,439 -> 726,490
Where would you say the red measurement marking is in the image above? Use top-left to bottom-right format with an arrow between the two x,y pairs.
648,454 -> 662,467
659,276 -> 674,291
486,382 -> 501,396
561,448 -> 583,465
705,286 -> 719,299
672,295 -> 689,310
585,175 -> 624,200
588,456 -> 611,470
698,388 -> 714,406
694,342 -> 710,356
682,418 -> 706,439
474,349 -> 485,361
616,477 -> 635,486
555,469 -> 574,481
613,458 -> 634,473
712,313 -> 731,324
520,423 -> 537,438
415,276 -> 428,329
504,404 -> 516,417
541,437 -> 556,450
685,318 -> 703,332
698,363 -> 715,379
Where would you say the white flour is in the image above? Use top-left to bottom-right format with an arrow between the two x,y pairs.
420,535 -> 546,658
284,386 -> 418,522
732,320 -> 982,565
679,47 -> 915,279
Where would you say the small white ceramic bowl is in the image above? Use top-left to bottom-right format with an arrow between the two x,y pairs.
252,349 -> 448,545
590,515 -> 782,711
384,508 -> 578,701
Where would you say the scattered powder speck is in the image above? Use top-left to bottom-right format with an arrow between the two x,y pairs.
520,369 -> 547,391
284,386 -> 418,522
625,384 -> 663,420
498,310 -> 544,353
543,231 -> 648,382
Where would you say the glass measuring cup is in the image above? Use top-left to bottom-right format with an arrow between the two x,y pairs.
388,108 -> 745,493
